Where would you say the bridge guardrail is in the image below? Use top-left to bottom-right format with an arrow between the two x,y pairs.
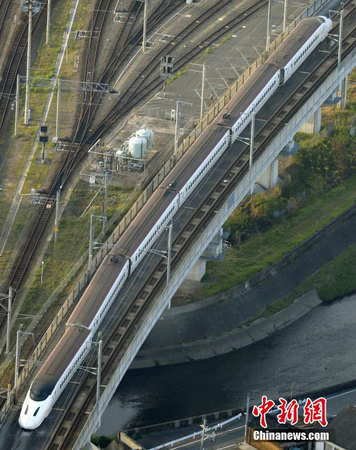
0,0 -> 330,420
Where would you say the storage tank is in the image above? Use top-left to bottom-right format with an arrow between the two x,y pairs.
129,134 -> 147,159
137,126 -> 154,151
116,149 -> 124,160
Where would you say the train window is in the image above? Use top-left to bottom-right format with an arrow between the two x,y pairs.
33,407 -> 40,417
30,389 -> 49,402
25,405 -> 28,415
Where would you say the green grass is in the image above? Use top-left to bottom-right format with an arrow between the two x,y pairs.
202,173 -> 356,296
283,243 -> 356,304
257,242 -> 356,321
20,181 -> 135,316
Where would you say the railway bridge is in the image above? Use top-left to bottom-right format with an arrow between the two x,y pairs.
72,10 -> 356,448
0,0 -> 355,448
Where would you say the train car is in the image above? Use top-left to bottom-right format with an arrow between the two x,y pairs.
265,16 -> 333,83
19,257 -> 129,429
19,16 -> 332,430
230,64 -> 280,139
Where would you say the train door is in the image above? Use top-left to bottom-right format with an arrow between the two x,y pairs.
279,69 -> 285,85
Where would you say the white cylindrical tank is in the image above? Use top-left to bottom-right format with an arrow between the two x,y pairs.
137,127 -> 154,151
129,134 -> 147,159
116,149 -> 124,159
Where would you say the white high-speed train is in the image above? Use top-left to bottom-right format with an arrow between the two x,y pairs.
19,16 -> 332,430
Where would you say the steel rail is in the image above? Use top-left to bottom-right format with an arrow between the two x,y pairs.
61,0 -> 182,179
0,0 -> 112,345
45,13 -> 356,448
0,0 -> 12,40
0,2 -> 48,132
2,0 -> 248,302
5,0 -> 109,291
57,0 -> 270,192
78,0 -> 183,134
0,0 -> 170,344
74,0 -> 270,148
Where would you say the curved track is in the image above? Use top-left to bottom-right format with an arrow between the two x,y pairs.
0,0 -> 12,40
2,0 -> 231,306
0,2 -> 48,133
46,11 -> 356,448
0,3 -> 354,448
0,0 -> 276,365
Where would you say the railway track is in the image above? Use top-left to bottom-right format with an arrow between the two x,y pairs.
52,0 -> 270,188
83,0 -> 270,144
0,0 -> 175,344
0,1 -> 48,133
0,0 -> 230,425
73,0 -> 182,160
0,0 -> 352,446
44,10 -> 356,449
0,0 -> 12,41
0,0 -> 111,342
0,0 -> 181,343
0,0 -> 270,438
0,0 -> 292,380
1,0 -> 232,311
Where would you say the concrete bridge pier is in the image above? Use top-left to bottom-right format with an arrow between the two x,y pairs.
338,76 -> 348,109
299,108 -> 322,134
280,138 -> 297,158
257,156 -> 279,190
186,228 -> 224,281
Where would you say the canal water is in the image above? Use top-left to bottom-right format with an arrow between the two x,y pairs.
98,293 -> 356,435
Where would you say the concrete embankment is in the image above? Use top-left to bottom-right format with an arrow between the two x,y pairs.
133,290 -> 321,368
132,202 -> 356,369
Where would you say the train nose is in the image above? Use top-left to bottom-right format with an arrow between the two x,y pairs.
19,412 -> 41,430
19,399 -> 46,430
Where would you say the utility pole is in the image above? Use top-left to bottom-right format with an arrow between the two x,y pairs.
283,0 -> 288,32
102,172 -> 108,233
15,328 -> 34,393
96,332 -> 102,406
142,0 -> 148,53
249,112 -> 255,169
6,287 -> 12,354
15,329 -> 21,391
244,393 -> 250,443
54,188 -> 61,245
24,1 -> 33,125
266,0 -> 273,51
200,64 -> 206,121
56,78 -> 61,138
338,7 -> 344,67
15,75 -> 20,136
46,0 -> 51,44
200,419 -> 207,450
88,214 -> 106,272
41,261 -> 44,284
174,100 -> 181,156
89,214 -> 95,272
166,222 -> 172,285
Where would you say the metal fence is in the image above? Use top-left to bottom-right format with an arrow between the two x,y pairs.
74,44 -> 356,449
0,0 -> 330,421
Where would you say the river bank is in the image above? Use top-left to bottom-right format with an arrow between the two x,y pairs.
133,200 -> 356,368
98,292 -> 356,434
